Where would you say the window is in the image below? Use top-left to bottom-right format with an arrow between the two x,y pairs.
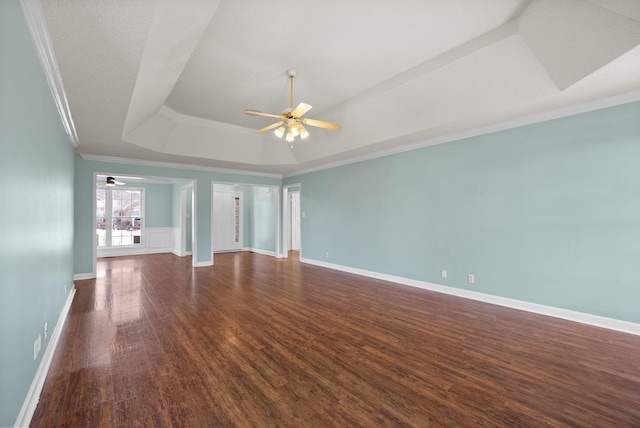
97,188 -> 144,247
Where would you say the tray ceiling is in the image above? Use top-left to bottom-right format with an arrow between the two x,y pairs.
37,0 -> 640,175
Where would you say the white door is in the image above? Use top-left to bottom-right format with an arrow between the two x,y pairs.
213,191 -> 243,252
291,192 -> 301,250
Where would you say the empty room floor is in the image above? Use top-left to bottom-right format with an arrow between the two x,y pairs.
31,252 -> 640,426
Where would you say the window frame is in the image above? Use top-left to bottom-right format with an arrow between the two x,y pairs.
96,186 -> 145,249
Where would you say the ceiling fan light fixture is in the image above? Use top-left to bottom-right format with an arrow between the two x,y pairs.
106,176 -> 116,187
245,69 -> 341,145
274,126 -> 285,138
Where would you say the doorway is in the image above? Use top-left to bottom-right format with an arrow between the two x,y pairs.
212,190 -> 243,252
290,191 -> 301,251
282,183 -> 301,258
92,174 -> 197,277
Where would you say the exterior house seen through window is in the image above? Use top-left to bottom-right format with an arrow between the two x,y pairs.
97,188 -> 143,247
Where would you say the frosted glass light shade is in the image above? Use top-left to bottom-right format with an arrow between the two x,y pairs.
274,126 -> 285,138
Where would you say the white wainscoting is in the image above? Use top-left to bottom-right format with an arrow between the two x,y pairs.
97,227 -> 174,258
171,227 -> 184,257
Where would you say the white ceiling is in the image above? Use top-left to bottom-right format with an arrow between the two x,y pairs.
38,0 -> 640,176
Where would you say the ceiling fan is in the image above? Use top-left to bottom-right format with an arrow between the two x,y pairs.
105,176 -> 125,186
244,69 -> 341,146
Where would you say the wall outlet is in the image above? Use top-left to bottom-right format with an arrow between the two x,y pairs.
468,274 -> 475,284
441,269 -> 447,279
64,284 -> 67,295
325,251 -> 330,258
44,322 -> 48,341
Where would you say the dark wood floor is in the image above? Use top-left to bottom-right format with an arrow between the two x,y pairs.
31,252 -> 640,427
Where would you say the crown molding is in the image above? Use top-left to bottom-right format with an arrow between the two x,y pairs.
284,90 -> 640,178
20,0 -> 79,148
78,154 -> 283,179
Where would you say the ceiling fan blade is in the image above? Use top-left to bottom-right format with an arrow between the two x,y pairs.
244,109 -> 283,119
291,102 -> 312,118
255,121 -> 284,134
302,117 -> 341,131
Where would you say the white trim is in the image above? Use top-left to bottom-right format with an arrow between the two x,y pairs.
73,272 -> 95,280
300,257 -> 640,337
15,285 -> 76,427
19,0 -> 79,148
191,180 -> 198,267
284,90 -> 640,178
194,260 -> 212,267
172,226 -> 183,257
91,174 -> 97,279
79,154 -> 282,179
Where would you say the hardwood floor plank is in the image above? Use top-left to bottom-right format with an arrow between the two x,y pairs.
30,252 -> 640,427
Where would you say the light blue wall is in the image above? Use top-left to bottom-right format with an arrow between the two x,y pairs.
171,183 -> 182,228
285,101 -> 640,323
75,157 -> 280,275
0,1 -> 75,425
242,185 -> 253,248
250,187 -> 278,252
141,183 -> 172,227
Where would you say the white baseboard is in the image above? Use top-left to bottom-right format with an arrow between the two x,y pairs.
245,248 -> 276,257
300,258 -> 640,337
73,272 -> 95,280
194,260 -> 213,267
171,250 -> 192,257
15,285 -> 76,427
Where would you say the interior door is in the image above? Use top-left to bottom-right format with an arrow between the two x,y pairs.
213,190 -> 243,252
291,191 -> 301,250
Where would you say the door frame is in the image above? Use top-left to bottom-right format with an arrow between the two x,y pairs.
282,183 -> 302,259
212,181 -> 281,265
91,173 -> 198,279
